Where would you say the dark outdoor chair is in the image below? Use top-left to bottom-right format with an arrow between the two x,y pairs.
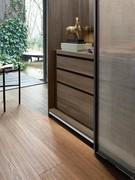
0,64 -> 21,112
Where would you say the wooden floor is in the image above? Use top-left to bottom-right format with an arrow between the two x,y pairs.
0,85 -> 129,180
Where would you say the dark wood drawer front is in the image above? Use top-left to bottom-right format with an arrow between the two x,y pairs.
57,69 -> 94,94
57,83 -> 94,129
57,55 -> 94,77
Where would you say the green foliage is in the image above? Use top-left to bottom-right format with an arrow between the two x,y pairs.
0,0 -> 27,69
11,0 -> 23,9
0,54 -> 14,65
0,17 -> 28,58
0,16 -> 28,69
10,0 -> 25,20
0,53 -> 25,69
28,36 -> 43,50
0,0 -> 25,22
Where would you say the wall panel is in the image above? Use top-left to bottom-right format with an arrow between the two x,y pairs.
48,0 -> 94,109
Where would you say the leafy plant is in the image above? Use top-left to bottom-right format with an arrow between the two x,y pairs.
11,0 -> 24,11
1,0 -> 25,21
0,17 -> 28,57
0,0 -> 27,69
0,53 -> 25,69
28,36 -> 43,50
10,0 -> 25,20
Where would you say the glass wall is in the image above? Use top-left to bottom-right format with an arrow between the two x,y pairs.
97,0 -> 135,176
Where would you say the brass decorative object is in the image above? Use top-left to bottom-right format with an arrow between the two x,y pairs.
66,17 -> 94,43
66,17 -> 81,41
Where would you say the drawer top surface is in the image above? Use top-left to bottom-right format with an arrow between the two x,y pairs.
56,50 -> 94,60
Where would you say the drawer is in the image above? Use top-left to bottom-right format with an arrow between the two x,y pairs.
57,55 -> 94,77
57,83 -> 94,129
57,69 -> 94,94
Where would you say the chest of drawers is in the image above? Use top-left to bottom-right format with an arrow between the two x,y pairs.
49,50 -> 94,141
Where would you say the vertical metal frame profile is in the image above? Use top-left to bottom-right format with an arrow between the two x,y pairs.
94,0 -> 134,179
43,0 -> 48,83
94,0 -> 99,152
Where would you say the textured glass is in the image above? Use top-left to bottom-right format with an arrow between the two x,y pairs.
98,0 -> 135,174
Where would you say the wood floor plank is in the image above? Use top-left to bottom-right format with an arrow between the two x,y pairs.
0,148 -> 23,180
0,123 -> 41,180
0,85 -> 129,180
40,163 -> 89,180
7,108 -> 125,179
0,108 -> 62,174
40,161 -> 118,180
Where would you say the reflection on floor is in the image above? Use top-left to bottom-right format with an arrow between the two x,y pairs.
0,85 -> 128,180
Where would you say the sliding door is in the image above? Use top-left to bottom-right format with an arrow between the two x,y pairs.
95,0 -> 135,177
